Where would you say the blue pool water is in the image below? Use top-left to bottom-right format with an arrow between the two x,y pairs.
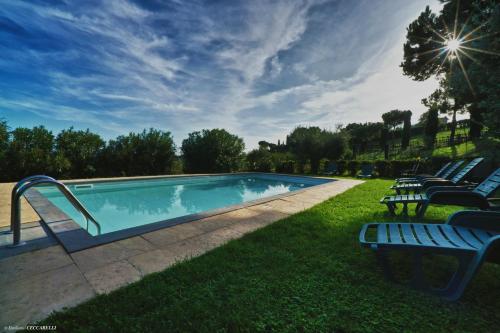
35,174 -> 330,236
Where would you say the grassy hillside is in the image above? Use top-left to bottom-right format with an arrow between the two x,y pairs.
356,129 -> 497,161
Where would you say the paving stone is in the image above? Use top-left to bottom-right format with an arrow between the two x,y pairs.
227,220 -> 264,234
191,208 -> 262,233
141,222 -> 205,247
160,227 -> 242,262
246,199 -> 298,215
0,183 -> 40,228
0,224 -> 49,247
0,264 -> 95,328
127,249 -> 178,275
84,260 -> 141,294
71,237 -> 152,272
0,246 -> 72,285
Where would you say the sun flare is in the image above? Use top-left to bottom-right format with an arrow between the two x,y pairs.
419,0 -> 500,94
445,38 -> 461,52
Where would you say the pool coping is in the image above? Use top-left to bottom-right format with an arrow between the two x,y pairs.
24,173 -> 336,253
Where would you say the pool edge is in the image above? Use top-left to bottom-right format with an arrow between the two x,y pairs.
25,173 -> 337,253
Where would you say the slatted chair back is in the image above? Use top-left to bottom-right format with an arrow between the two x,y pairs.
325,162 -> 337,173
473,168 -> 500,198
440,160 -> 465,179
434,161 -> 452,177
450,158 -> 484,183
361,164 -> 374,176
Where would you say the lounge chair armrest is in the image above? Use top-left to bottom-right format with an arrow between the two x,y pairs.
447,210 -> 500,231
426,186 -> 471,196
422,179 -> 454,189
359,223 -> 378,248
429,191 -> 490,209
482,235 -> 500,264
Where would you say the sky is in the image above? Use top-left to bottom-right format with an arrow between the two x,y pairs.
0,0 -> 442,150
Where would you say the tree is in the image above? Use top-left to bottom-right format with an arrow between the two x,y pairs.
401,1 -> 500,134
0,120 -> 9,180
56,127 -> 105,178
343,122 -> 384,154
287,126 -> 347,174
246,148 -> 273,172
6,126 -> 55,178
422,90 -> 444,149
381,110 -> 405,131
401,111 -> 412,150
102,129 -> 176,176
323,131 -> 348,161
382,109 -> 411,149
181,129 -> 245,173
287,127 -> 324,174
380,126 -> 389,160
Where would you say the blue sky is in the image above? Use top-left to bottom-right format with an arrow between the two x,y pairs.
0,0 -> 441,149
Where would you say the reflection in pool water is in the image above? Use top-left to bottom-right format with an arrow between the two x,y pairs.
36,175 -> 327,236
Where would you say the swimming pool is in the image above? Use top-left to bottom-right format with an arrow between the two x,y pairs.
33,174 -> 331,242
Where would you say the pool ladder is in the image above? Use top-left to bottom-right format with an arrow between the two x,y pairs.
9,175 -> 101,247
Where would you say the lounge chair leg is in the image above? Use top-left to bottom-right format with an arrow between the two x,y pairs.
416,202 -> 428,218
410,253 -> 429,290
386,203 -> 396,216
376,249 -> 396,282
415,203 -> 422,214
430,255 -> 475,301
402,203 -> 409,217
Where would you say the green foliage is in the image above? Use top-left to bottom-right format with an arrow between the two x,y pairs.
402,0 -> 500,134
0,120 -> 9,176
182,129 -> 245,173
401,111 -> 412,150
423,108 -> 439,149
323,131 -> 349,161
344,122 -> 384,153
401,6 -> 444,80
37,181 -> 500,332
288,126 -> 348,174
102,129 -> 176,177
6,126 -> 55,179
0,121 -> 177,181
274,152 -> 296,174
246,148 -> 273,172
56,127 -> 105,178
347,160 -> 360,176
382,110 -> 406,130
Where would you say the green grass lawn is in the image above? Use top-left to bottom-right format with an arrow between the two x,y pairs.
38,180 -> 500,332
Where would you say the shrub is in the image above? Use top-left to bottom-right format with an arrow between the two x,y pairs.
102,129 -> 176,177
336,160 -> 347,175
374,160 -> 390,177
347,160 -> 360,176
275,160 -> 295,174
246,148 -> 273,172
182,129 -> 245,173
56,127 -> 105,178
5,126 -> 55,179
288,126 -> 348,174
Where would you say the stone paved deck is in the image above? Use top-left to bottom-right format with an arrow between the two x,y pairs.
0,177 -> 363,328
0,183 -> 40,228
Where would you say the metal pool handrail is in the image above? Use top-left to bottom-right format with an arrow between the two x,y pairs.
10,175 -> 101,246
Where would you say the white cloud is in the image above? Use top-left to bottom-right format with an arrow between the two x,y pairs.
1,0 -> 443,150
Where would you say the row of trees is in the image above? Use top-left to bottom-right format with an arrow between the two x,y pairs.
0,120 -> 248,181
247,127 -> 349,174
0,119 -> 353,180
